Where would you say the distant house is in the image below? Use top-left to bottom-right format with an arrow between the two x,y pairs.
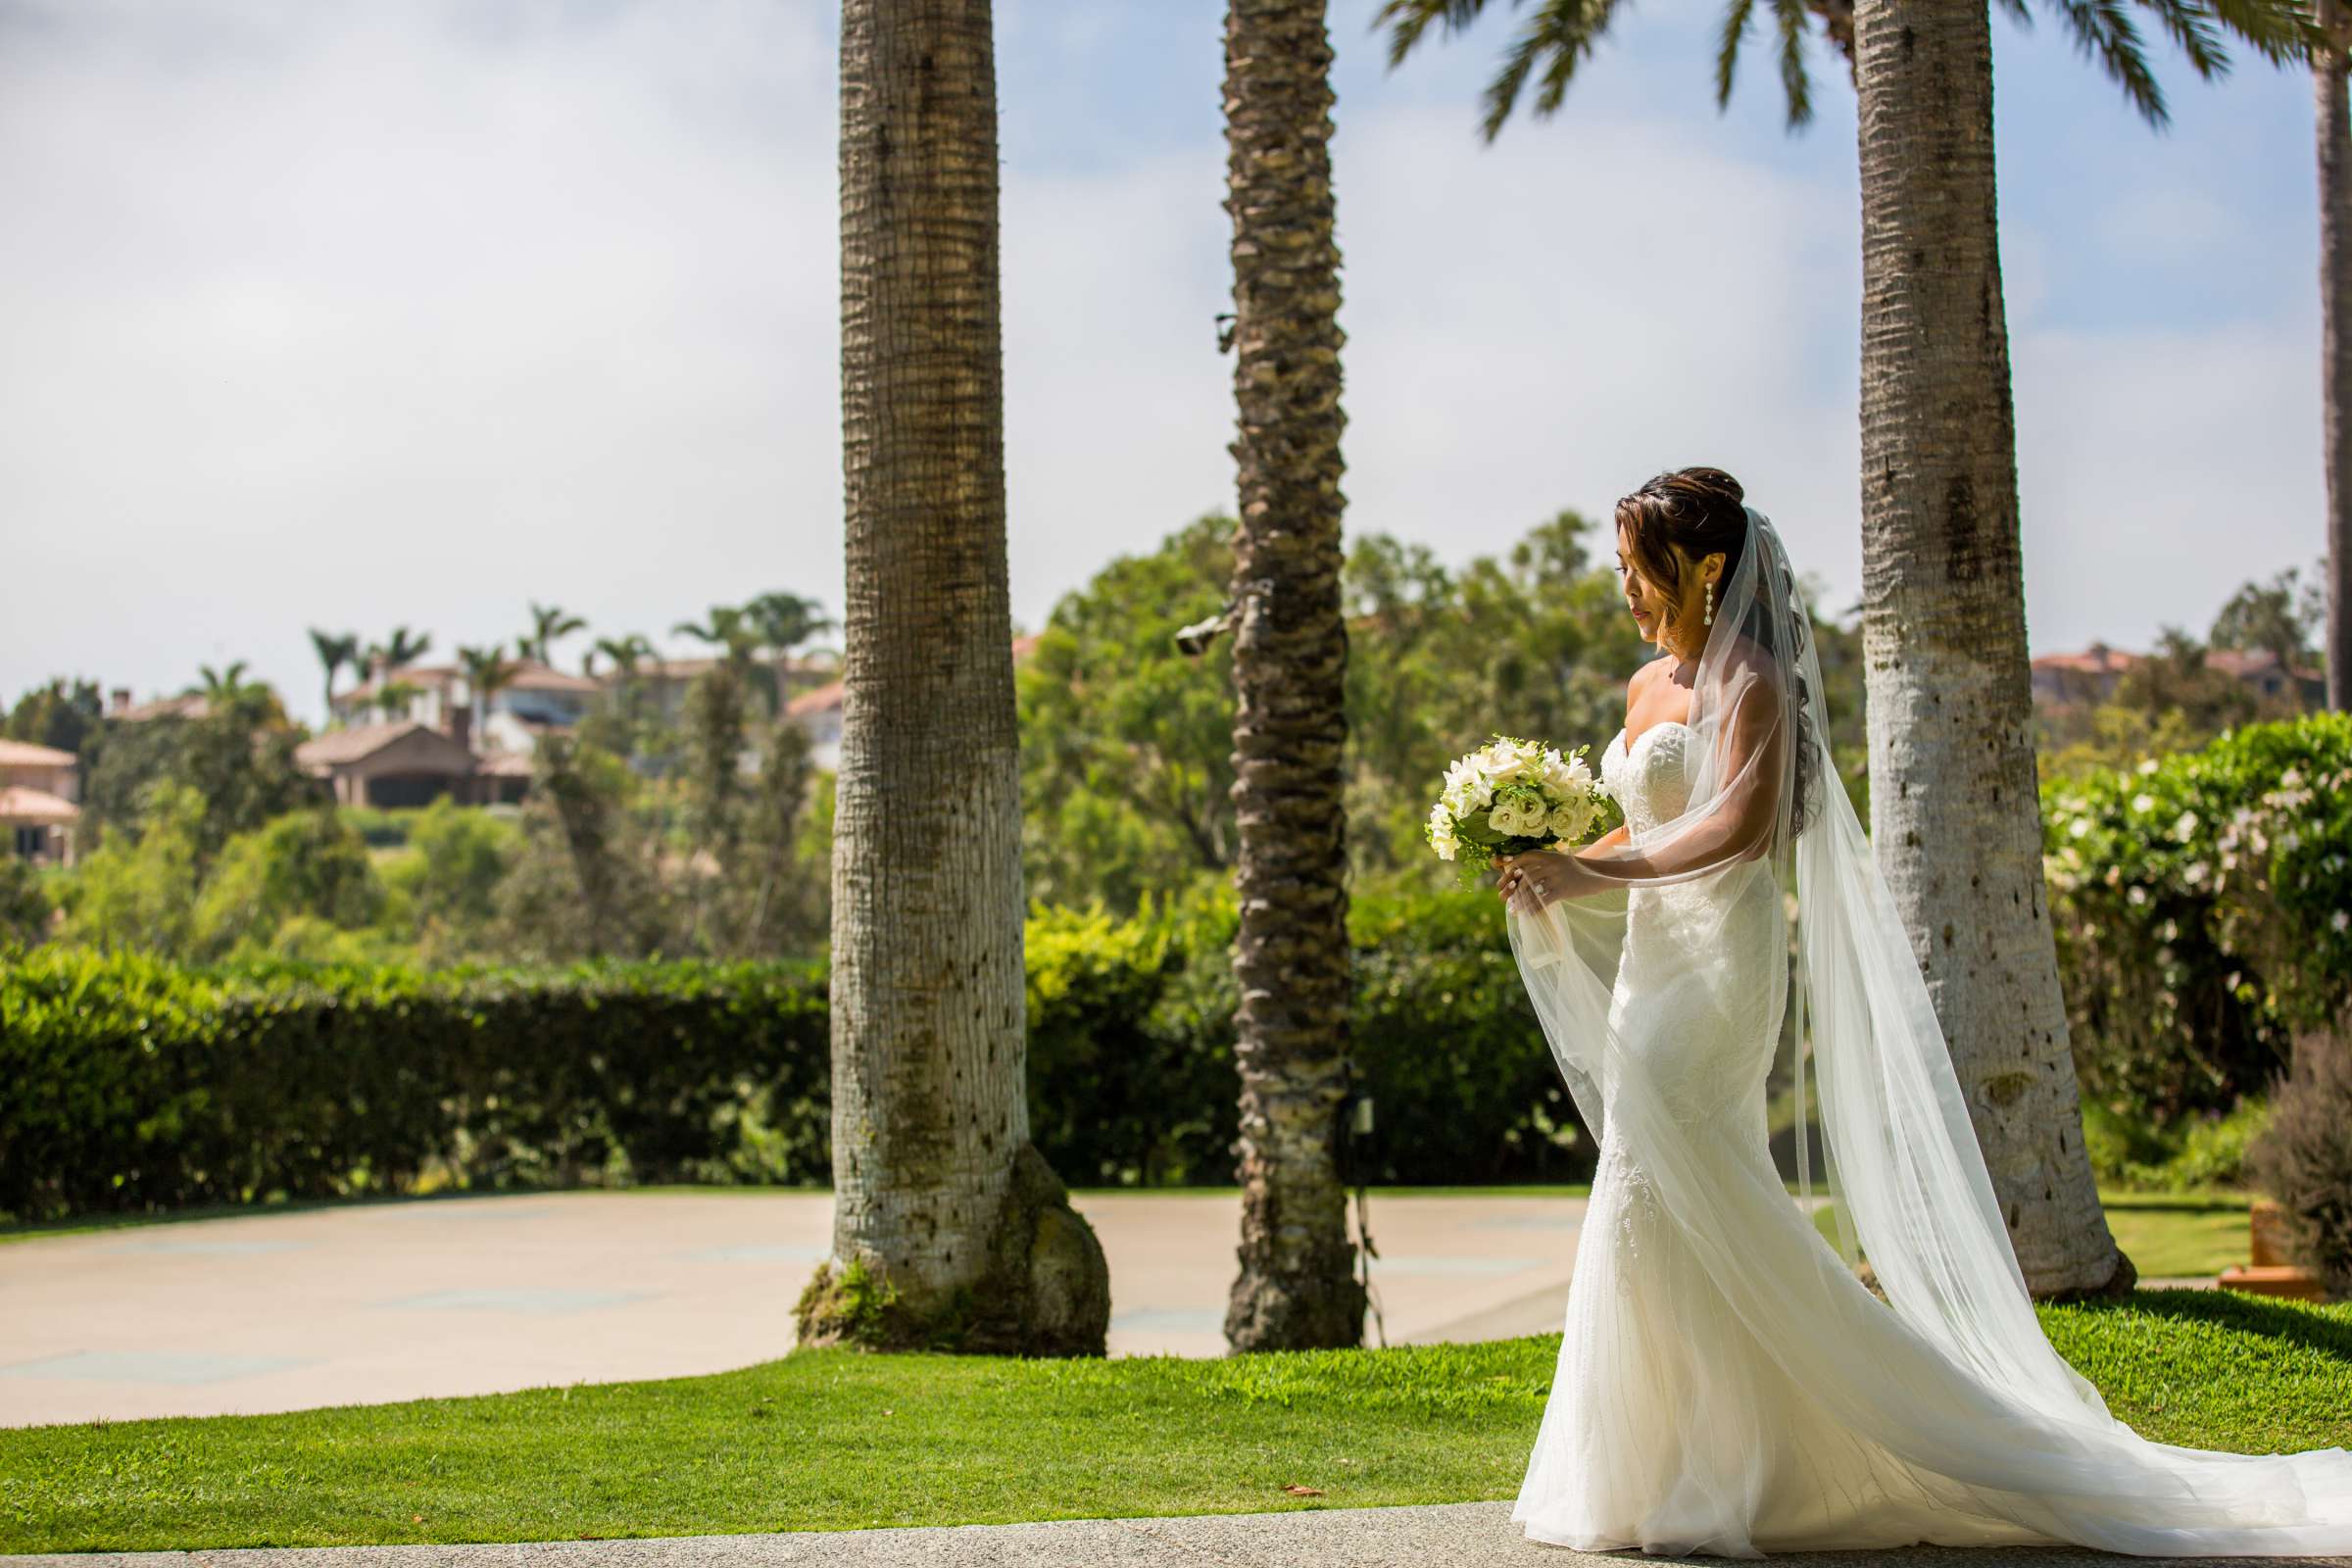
2031,642 -> 2325,710
331,658 -> 601,757
105,688 -> 211,723
0,738 -> 81,866
609,650 -> 840,730
2205,647 -> 2327,708
294,719 -> 526,809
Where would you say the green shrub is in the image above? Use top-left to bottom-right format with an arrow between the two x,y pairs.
2081,1095 -> 2270,1193
0,947 -> 831,1223
3,878 -> 1590,1224
2042,712 -> 2352,1123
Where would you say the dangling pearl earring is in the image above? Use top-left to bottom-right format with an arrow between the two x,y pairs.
1703,580 -> 1714,627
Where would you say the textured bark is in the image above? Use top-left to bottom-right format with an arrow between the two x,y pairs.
802,0 -> 1108,1357
1221,0 -> 1365,1353
1851,0 -> 2131,1298
2322,0 -> 2352,711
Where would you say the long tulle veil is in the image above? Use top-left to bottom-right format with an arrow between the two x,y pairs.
1501,504 -> 2352,1553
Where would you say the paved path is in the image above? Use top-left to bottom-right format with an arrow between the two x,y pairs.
6,1501 -> 2341,1567
0,1190 -> 1594,1429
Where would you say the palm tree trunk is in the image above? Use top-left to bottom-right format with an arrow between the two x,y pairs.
799,0 -> 1107,1358
2321,0 -> 2352,710
1851,0 -> 2131,1297
1220,0 -> 1365,1352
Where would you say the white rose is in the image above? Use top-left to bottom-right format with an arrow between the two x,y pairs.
1484,742 -> 1538,785
1548,797 -> 1596,841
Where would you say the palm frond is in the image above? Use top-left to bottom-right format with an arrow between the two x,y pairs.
1715,0 -> 1759,107
1773,0 -> 1816,128
2188,0 -> 2328,65
1372,0 -> 1498,72
2132,0 -> 2233,75
2042,0 -> 2169,127
1523,0 -> 1635,125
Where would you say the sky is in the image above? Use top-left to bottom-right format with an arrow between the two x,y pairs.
0,0 -> 2328,728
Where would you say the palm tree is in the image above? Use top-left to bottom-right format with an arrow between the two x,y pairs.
591,632 -> 654,680
2320,0 -> 2352,710
456,642 -> 516,773
793,0 -> 1107,1358
372,679 -> 424,723
1216,0 -> 1365,1354
308,628 -> 361,726
521,602 -> 587,667
1376,0 -> 2311,1297
366,626 -> 433,687
676,605 -> 787,718
744,591 -> 839,717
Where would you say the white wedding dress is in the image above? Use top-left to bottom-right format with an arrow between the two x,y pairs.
1507,717 -> 2352,1557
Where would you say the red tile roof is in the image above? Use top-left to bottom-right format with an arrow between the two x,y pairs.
0,785 -> 79,823
0,739 -> 76,767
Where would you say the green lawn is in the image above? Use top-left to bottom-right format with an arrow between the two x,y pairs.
2,1291 -> 2345,1554
1812,1189 -> 2256,1280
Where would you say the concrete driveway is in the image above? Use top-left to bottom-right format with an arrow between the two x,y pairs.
0,1188 -> 1590,1429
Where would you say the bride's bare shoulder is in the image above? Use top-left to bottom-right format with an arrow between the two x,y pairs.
1627,653 -> 1667,698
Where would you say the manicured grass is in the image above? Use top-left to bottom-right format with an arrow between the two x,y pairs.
2,1291 -> 2344,1554
2099,1191 -> 2257,1279
1811,1189 -> 2256,1280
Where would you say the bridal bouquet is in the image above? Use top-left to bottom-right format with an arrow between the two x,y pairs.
1424,734 -> 1610,886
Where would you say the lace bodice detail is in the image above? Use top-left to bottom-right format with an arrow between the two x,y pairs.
1600,721 -> 1693,834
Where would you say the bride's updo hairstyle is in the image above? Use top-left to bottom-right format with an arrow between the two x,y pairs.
1615,465 -> 1822,837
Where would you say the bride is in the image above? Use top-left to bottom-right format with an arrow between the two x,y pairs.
1490,466 -> 2352,1557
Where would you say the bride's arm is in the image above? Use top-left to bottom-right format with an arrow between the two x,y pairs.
1503,670 -> 1786,906
1582,671 -> 1786,880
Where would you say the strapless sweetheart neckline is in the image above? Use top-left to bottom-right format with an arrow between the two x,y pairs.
1612,717 -> 1693,760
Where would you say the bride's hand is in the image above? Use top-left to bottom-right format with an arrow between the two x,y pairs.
1495,849 -> 1604,910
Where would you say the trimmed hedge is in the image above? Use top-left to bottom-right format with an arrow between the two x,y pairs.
1,950 -> 831,1222
2,882 -> 1589,1223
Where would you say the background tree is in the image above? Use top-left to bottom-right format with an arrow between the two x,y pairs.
1219,0 -> 1365,1353
521,601 -> 587,667
2209,564 -> 2326,670
4,677 -> 103,755
365,626 -> 432,684
457,643 -> 517,767
677,658 -> 753,950
796,0 -> 1107,1358
1017,514 -> 1242,911
307,629 -> 361,725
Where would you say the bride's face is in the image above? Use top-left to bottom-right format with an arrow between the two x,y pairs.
1614,526 -> 1704,655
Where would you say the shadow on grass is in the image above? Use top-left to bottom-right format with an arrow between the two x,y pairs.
2069,1286 -> 2352,1363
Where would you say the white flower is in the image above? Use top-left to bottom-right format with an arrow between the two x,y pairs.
2069,817 -> 2092,840
1426,804 -> 1459,861
2137,758 -> 2160,776
2173,810 -> 2198,842
1548,796 -> 1598,842
2132,793 -> 2156,814
2127,885 -> 2147,906
1482,739 -> 1541,785
2334,909 -> 2350,934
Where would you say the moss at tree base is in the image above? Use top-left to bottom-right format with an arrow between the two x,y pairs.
794,1142 -> 1111,1356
